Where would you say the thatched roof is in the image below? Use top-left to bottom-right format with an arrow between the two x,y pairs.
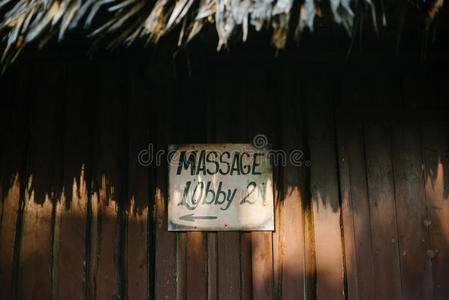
0,0 -> 446,67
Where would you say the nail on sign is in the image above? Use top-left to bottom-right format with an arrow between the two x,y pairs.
168,144 -> 274,231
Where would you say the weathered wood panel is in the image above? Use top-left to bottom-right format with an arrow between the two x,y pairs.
1,59 -> 448,300
127,87 -> 151,299
336,118 -> 376,300
422,120 -> 449,299
364,121 -> 403,300
246,71 -> 274,300
362,73 -> 404,300
55,62 -> 92,300
206,90 -> 218,300
278,70 -> 306,300
306,79 -> 345,300
20,193 -> 53,299
335,75 -> 381,300
184,84 -> 208,300
54,180 -> 87,300
0,66 -> 31,300
0,126 -> 23,300
153,77 -> 177,300
89,63 -> 126,300
0,170 -> 21,300
214,71 -> 245,300
392,120 -> 434,300
19,62 -> 63,300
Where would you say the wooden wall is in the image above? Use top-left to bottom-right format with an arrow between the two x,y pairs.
0,52 -> 448,300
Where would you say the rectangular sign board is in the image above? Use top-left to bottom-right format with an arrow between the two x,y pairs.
168,144 -> 274,231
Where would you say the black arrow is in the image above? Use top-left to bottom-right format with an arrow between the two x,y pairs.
179,214 -> 218,222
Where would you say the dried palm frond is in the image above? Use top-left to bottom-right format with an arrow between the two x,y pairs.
0,0 -> 445,67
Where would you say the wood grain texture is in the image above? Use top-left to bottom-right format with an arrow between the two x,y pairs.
246,71 -> 274,300
186,232 -> 207,299
177,233 -> 187,300
19,193 -> 53,300
214,71 -> 245,300
278,75 -> 306,300
127,204 -> 148,299
0,173 -> 21,300
251,232 -> 273,299
54,179 -> 87,300
207,233 -> 218,300
92,184 -> 119,300
364,121 -> 403,300
306,79 -> 345,300
422,120 -> 449,300
20,62 -> 63,300
0,100 -> 25,299
392,120 -> 434,300
89,63 -> 126,300
336,119 -> 376,300
180,78 -> 209,300
153,78 -> 177,300
1,60 -> 449,300
206,96 -> 218,300
55,62 -> 92,300
127,94 -> 151,300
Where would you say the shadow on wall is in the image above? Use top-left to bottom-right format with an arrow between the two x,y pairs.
1,148 -> 447,299
0,57 -> 448,300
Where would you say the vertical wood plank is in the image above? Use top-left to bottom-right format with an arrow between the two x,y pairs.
0,65 -> 31,300
20,62 -> 63,300
361,71 -> 404,300
306,79 -> 345,300
92,179 -> 119,299
239,76 -> 252,300
206,92 -> 218,300
153,72 -> 177,300
127,94 -> 151,299
55,61 -> 91,300
336,119 -> 376,300
0,107 -> 24,300
240,233 -> 252,300
422,120 -> 449,299
176,232 -> 187,300
55,173 -> 87,300
127,202 -> 148,299
183,77 -> 208,300
0,171 -> 21,299
89,62 -> 126,300
278,69 -> 306,300
246,71 -> 274,300
186,232 -> 207,299
364,121 -> 403,300
250,232 -> 273,299
392,120 -> 434,300
216,230 -> 240,299
394,69 -> 435,300
20,192 -> 53,300
170,80 -> 187,300
214,70 -> 244,300
207,233 -> 218,300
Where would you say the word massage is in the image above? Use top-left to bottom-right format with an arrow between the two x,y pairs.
168,144 -> 274,231
176,149 -> 265,211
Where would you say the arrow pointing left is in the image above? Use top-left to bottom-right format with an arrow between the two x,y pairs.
179,214 -> 218,222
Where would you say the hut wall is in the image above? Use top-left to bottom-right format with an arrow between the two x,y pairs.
0,54 -> 448,300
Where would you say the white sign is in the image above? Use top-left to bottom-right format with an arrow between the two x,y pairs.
168,144 -> 274,231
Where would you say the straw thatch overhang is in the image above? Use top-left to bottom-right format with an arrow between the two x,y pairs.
0,0 -> 448,68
